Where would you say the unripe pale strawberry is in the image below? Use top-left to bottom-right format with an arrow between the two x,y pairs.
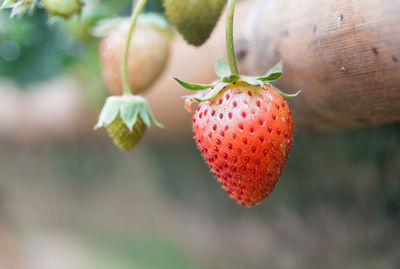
107,114 -> 147,151
97,15 -> 171,95
164,0 -> 225,46
44,0 -> 83,18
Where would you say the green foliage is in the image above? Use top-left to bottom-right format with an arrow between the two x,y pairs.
87,232 -> 199,269
0,0 -> 164,86
0,9 -> 74,85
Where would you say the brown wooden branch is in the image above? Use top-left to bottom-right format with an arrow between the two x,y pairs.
237,0 -> 400,131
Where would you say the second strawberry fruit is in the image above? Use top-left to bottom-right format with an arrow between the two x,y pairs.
98,16 -> 171,95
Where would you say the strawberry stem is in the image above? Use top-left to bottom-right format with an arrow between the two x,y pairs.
226,0 -> 239,76
122,0 -> 148,95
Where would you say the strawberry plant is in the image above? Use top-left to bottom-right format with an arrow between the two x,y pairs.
94,0 -> 163,151
0,0 -> 300,206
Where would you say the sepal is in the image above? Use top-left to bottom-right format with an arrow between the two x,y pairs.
240,61 -> 283,87
241,76 -> 264,86
95,95 -> 162,131
215,58 -> 231,79
1,0 -> 38,18
222,75 -> 240,83
177,60 -> 299,105
257,61 -> 283,81
174,78 -> 215,91
0,0 -> 14,9
183,82 -> 228,102
267,83 -> 301,98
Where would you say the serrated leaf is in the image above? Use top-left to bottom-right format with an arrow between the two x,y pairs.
185,82 -> 228,102
120,101 -> 139,131
215,58 -> 231,79
268,83 -> 301,98
174,78 -> 215,91
257,61 -> 283,82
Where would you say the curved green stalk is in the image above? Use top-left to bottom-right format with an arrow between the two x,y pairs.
123,0 -> 148,95
226,0 -> 239,76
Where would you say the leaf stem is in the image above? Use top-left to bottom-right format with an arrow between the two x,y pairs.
123,0 -> 147,95
226,0 -> 239,76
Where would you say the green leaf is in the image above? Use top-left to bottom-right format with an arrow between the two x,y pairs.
120,101 -> 139,131
137,100 -> 163,128
268,83 -> 301,98
0,0 -> 15,9
215,58 -> 231,79
258,72 -> 282,81
2,0 -> 39,18
148,109 -> 164,128
174,78 -> 215,91
139,104 -> 151,127
94,97 -> 121,129
241,76 -> 264,86
185,82 -> 228,102
257,61 -> 283,81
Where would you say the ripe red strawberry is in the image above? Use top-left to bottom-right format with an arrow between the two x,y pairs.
176,59 -> 299,206
191,82 -> 293,206
97,15 -> 171,95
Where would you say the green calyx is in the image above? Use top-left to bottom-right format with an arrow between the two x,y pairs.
91,13 -> 172,38
176,59 -> 301,102
0,0 -> 38,18
95,95 -> 162,131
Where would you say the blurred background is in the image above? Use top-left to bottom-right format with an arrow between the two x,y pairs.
0,0 -> 399,268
